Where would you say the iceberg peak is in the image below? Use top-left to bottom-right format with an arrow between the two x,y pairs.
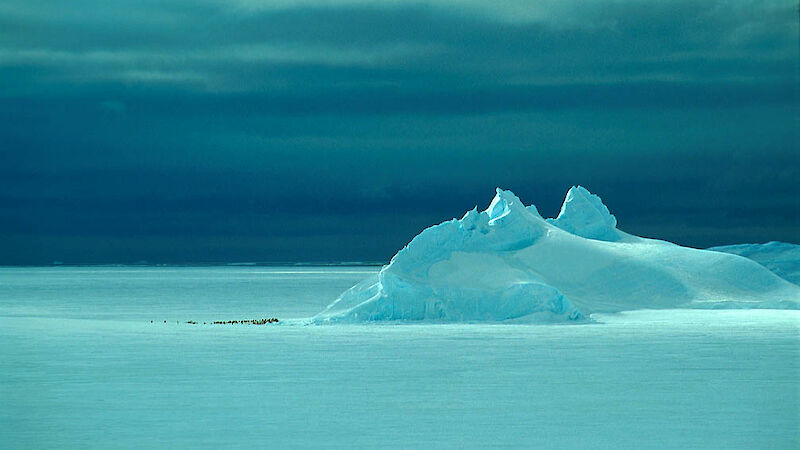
486,187 -> 542,222
547,186 -> 620,241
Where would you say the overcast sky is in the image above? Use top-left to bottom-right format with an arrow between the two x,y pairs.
1,0 -> 798,264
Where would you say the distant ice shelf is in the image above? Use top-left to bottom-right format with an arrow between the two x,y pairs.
314,187 -> 800,323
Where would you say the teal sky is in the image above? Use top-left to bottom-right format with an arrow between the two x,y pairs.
1,0 -> 798,264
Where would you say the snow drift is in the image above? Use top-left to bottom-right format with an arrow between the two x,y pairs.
314,187 -> 800,323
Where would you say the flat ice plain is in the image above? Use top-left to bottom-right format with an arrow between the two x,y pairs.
1,267 -> 799,449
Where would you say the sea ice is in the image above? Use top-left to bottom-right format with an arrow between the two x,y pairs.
315,187 -> 800,323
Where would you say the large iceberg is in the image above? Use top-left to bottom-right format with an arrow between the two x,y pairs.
314,187 -> 800,323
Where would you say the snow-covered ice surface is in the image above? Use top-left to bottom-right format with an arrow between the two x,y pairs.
708,241 -> 800,285
1,267 -> 799,449
0,266 -> 373,322
316,187 -> 799,323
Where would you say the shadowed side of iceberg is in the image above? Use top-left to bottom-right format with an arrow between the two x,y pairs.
313,272 -> 582,323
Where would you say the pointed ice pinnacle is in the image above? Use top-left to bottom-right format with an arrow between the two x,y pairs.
547,186 -> 620,241
486,188 -> 542,223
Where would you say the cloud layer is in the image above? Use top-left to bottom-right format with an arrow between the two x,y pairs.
1,0 -> 797,263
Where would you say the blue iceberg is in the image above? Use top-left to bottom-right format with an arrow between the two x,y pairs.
315,187 -> 800,323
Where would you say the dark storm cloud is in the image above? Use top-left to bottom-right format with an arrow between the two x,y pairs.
0,0 -> 797,264
2,1 -> 796,92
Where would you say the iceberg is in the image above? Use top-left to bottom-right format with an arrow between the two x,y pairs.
314,187 -> 800,323
708,241 -> 800,285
